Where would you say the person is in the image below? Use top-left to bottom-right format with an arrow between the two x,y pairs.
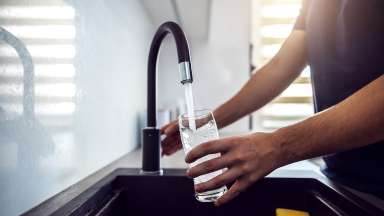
160,0 -> 384,206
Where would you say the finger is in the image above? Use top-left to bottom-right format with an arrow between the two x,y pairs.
185,138 -> 234,163
160,124 -> 170,134
194,167 -> 242,193
162,143 -> 181,155
161,133 -> 180,149
161,139 -> 181,155
214,177 -> 250,206
162,144 -> 180,155
162,142 -> 182,156
160,121 -> 178,135
161,134 -> 180,150
164,123 -> 179,135
187,154 -> 233,178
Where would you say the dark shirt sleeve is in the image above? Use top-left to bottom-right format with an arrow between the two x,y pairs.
294,0 -> 308,30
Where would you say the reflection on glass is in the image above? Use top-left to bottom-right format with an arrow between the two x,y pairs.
0,2 -> 76,216
0,6 -> 75,19
0,3 -> 76,129
1,1 -> 151,215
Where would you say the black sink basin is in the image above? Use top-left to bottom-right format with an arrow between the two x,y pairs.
23,168 -> 383,216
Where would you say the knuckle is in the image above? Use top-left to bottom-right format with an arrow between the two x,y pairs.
210,177 -> 224,188
235,183 -> 247,193
222,193 -> 235,203
232,189 -> 241,197
244,174 -> 256,184
248,173 -> 259,182
233,152 -> 243,163
210,179 -> 219,188
204,161 -> 216,170
240,163 -> 251,173
202,142 -> 213,151
188,167 -> 198,176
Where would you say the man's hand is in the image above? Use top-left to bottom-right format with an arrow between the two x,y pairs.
160,121 -> 182,156
185,132 -> 283,206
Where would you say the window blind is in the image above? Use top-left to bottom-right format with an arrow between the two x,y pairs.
252,0 -> 313,130
0,1 -> 75,132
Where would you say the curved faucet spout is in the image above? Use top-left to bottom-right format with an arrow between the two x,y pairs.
142,22 -> 193,174
148,21 -> 192,66
147,21 -> 193,127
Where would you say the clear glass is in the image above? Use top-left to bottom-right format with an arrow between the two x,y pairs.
179,109 -> 227,202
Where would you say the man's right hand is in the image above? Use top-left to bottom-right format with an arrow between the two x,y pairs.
160,120 -> 182,156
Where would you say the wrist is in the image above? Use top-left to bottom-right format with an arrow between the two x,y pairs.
271,126 -> 301,167
213,109 -> 227,129
213,104 -> 244,130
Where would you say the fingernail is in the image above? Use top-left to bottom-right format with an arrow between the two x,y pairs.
185,156 -> 191,163
186,169 -> 192,176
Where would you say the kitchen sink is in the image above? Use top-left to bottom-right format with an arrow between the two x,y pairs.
23,168 -> 383,216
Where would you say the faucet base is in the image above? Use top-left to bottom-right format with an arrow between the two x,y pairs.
141,127 -> 161,173
140,169 -> 164,175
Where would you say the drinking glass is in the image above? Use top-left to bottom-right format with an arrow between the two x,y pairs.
178,109 -> 227,202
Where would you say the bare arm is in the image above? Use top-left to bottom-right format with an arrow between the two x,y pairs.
276,74 -> 384,164
214,30 -> 308,128
186,74 -> 384,206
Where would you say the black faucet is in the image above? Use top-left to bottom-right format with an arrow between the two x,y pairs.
142,22 -> 193,174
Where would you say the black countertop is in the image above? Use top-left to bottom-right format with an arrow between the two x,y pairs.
22,151 -> 384,216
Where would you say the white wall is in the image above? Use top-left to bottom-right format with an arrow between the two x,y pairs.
0,0 -> 153,215
158,0 -> 251,133
73,0 -> 151,175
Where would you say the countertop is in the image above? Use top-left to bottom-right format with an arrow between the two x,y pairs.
121,149 -> 323,171
23,148 -> 384,215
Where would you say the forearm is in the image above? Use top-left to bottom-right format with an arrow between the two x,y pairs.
214,61 -> 297,129
214,31 -> 308,129
275,75 -> 384,165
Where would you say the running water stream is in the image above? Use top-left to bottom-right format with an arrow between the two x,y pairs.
184,83 -> 196,131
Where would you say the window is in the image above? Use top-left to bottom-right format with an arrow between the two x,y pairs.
251,0 -> 313,130
0,1 -> 76,132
